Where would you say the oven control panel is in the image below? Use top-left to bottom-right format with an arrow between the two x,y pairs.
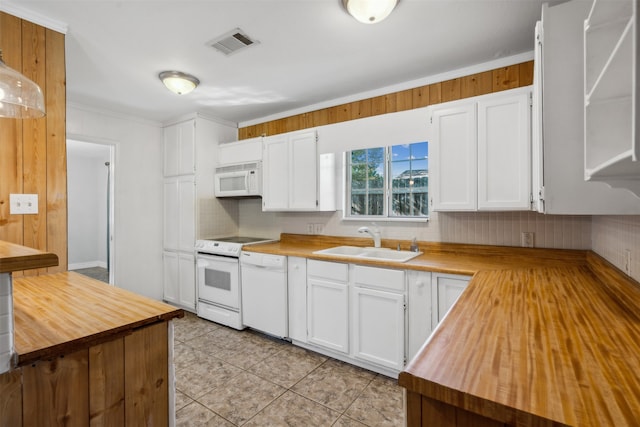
195,240 -> 241,257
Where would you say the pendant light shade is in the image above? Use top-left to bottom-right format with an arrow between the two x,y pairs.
343,0 -> 398,24
0,50 -> 46,119
159,70 -> 200,95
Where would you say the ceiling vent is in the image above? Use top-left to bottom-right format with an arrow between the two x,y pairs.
208,28 -> 259,56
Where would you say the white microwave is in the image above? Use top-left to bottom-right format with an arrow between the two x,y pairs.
214,161 -> 262,197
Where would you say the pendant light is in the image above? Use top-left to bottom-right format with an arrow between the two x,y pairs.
159,71 -> 200,95
342,0 -> 398,24
0,50 -> 46,119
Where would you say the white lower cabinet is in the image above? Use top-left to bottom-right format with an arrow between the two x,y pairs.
162,251 -> 195,311
307,260 -> 349,353
407,270 -> 432,362
432,272 -> 471,326
299,258 -> 471,376
288,256 -> 307,343
351,265 -> 406,371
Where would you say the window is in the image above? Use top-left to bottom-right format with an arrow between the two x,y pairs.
347,141 -> 428,219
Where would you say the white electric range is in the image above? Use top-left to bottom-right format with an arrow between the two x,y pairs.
195,236 -> 275,329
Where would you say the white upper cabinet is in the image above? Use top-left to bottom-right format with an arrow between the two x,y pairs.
217,136 -> 263,166
477,89 -> 531,210
430,86 -> 532,212
263,134 -> 290,210
263,129 -> 335,212
534,0 -> 640,214
163,119 -> 195,177
430,102 -> 477,211
584,0 -> 640,196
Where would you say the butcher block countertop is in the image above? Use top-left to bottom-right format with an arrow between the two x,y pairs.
0,240 -> 59,273
13,272 -> 183,366
244,234 -> 640,426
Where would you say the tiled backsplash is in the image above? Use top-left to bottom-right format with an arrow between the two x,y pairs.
238,200 -> 640,281
592,216 -> 640,282
238,199 -> 592,250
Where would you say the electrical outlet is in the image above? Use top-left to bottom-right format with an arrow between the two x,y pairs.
306,223 -> 315,235
521,232 -> 534,248
9,193 -> 38,214
625,249 -> 632,276
314,223 -> 324,235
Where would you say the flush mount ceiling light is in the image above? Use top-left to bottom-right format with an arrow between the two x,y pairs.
0,49 -> 45,119
158,71 -> 200,95
342,0 -> 398,24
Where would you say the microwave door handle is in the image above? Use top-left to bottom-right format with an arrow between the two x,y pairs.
245,172 -> 250,191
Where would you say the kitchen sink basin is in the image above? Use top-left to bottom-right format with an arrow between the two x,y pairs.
313,246 -> 422,263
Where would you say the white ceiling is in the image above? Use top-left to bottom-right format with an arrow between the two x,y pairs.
6,0 -> 562,125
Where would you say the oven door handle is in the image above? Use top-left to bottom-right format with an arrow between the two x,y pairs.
197,256 -> 238,267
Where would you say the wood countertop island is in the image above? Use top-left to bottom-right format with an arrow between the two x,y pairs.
0,240 -> 59,273
13,272 -> 182,365
0,268 -> 183,426
245,234 -> 640,426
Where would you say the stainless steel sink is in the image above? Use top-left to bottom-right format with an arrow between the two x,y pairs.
312,246 -> 422,263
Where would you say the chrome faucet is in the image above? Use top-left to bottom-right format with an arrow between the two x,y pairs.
358,225 -> 381,248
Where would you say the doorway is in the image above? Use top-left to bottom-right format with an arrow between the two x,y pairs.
66,139 -> 115,284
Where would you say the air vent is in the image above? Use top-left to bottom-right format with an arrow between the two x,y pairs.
208,28 -> 259,56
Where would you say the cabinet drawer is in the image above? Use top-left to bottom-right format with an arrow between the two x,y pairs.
308,260 -> 348,282
352,265 -> 405,292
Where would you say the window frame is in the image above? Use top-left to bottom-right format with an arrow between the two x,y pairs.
344,141 -> 429,222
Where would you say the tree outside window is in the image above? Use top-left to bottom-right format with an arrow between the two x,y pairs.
347,142 -> 428,219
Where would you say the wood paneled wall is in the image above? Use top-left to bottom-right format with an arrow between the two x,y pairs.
239,61 -> 533,139
0,12 -> 67,274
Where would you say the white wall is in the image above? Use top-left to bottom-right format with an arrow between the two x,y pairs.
67,141 -> 110,269
67,103 -> 164,300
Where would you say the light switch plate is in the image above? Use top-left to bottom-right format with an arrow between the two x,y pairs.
9,194 -> 38,214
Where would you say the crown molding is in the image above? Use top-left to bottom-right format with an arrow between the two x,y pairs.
1,2 -> 68,34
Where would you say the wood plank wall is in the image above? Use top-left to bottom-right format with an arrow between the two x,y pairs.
238,61 -> 533,139
0,12 -> 67,274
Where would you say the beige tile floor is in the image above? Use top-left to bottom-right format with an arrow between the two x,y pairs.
173,312 -> 406,426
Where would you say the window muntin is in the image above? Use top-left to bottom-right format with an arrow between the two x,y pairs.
347,142 -> 428,219
390,143 -> 428,217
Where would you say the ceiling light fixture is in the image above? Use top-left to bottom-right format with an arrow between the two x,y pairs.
342,0 -> 398,24
158,71 -> 200,95
0,49 -> 46,119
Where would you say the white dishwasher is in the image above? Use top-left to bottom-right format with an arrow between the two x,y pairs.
240,251 -> 288,338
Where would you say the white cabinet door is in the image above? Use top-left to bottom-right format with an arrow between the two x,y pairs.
163,251 -> 195,311
430,102 -> 478,211
263,135 -> 290,210
432,273 -> 471,326
163,251 -> 179,305
178,253 -> 195,310
288,256 -> 307,343
477,88 -> 531,210
307,277 -> 349,353
177,176 -> 196,252
163,179 -> 178,250
163,176 -> 195,252
352,286 -> 405,370
407,270 -> 432,362
289,131 -> 317,210
430,87 -> 532,213
163,120 -> 195,177
262,129 -> 332,212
